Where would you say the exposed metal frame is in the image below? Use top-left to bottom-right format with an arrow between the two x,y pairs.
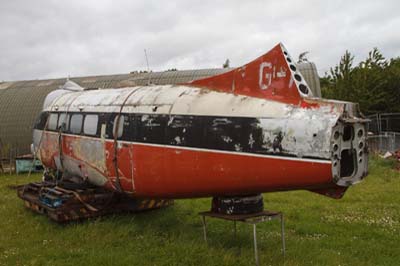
199,210 -> 285,266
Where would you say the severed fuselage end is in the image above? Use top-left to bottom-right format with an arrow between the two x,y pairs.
32,43 -> 368,200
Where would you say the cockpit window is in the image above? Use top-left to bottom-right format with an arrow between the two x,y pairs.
48,113 -> 58,131
34,112 -> 49,130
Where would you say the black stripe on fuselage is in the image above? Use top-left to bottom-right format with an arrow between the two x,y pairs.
34,111 -> 328,161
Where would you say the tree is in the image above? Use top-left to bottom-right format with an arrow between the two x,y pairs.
321,48 -> 400,114
298,51 -> 309,63
222,59 -> 230,68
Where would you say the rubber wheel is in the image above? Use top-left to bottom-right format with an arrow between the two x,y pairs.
211,194 -> 264,214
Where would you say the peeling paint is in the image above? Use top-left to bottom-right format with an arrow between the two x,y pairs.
259,62 -> 273,90
32,43 -> 368,199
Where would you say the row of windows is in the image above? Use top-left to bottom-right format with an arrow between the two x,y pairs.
47,113 -> 99,136
34,111 -> 265,153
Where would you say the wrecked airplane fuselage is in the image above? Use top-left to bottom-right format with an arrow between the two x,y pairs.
32,43 -> 368,199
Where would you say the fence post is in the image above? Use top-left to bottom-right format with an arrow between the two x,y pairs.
9,149 -> 12,175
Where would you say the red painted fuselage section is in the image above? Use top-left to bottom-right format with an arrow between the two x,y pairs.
39,132 -> 334,198
34,43 -> 368,199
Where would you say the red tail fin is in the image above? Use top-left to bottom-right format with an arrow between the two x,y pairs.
187,43 -> 312,105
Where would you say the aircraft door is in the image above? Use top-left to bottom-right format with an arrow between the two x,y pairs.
110,114 -> 135,193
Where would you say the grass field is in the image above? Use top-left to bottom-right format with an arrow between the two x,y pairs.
0,157 -> 399,266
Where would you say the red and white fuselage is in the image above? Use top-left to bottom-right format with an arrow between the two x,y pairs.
33,44 -> 368,199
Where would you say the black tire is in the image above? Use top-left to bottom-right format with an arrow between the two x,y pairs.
211,194 -> 264,214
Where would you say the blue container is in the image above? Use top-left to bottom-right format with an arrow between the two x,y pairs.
15,156 -> 43,174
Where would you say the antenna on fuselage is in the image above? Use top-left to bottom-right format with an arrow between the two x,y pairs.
144,49 -> 152,86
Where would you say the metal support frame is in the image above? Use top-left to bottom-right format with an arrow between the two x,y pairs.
199,211 -> 285,266
201,215 -> 207,242
253,223 -> 259,266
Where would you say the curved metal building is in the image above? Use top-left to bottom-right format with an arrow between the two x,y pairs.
0,63 -> 320,155
296,62 -> 321,97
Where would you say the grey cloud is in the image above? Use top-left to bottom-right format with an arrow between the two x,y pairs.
0,0 -> 398,81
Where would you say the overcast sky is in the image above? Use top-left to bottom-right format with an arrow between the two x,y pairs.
0,0 -> 398,81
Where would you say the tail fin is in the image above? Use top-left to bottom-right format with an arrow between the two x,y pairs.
187,43 -> 312,105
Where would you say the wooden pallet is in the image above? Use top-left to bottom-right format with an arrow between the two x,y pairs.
17,181 -> 173,223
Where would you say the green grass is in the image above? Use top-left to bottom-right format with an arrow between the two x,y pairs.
0,157 -> 399,266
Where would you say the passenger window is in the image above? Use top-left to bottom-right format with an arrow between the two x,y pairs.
84,115 -> 99,136
70,114 -> 83,134
48,113 -> 58,131
113,115 -> 124,139
58,113 -> 69,131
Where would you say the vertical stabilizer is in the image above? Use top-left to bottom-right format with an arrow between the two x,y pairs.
187,43 -> 313,105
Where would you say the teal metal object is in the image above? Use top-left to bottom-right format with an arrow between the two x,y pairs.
15,157 -> 42,174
